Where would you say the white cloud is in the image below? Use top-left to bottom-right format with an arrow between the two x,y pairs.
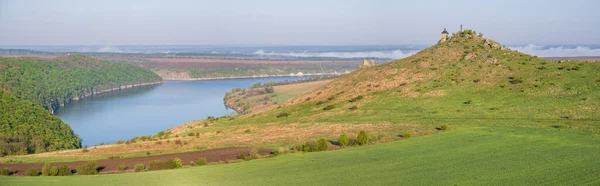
510,44 -> 600,57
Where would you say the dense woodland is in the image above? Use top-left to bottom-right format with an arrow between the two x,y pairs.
0,55 -> 162,156
0,91 -> 80,156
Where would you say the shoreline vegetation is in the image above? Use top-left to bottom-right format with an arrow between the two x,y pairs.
66,81 -> 163,107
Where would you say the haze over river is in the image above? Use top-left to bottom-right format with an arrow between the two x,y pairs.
56,77 -> 309,146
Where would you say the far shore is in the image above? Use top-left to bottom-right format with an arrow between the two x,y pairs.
161,72 -> 345,81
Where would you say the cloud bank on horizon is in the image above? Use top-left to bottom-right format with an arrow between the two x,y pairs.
253,49 -> 415,59
509,45 -> 600,57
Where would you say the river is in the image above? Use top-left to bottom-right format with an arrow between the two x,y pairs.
55,77 -> 310,146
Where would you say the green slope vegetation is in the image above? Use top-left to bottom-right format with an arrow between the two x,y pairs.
2,126 -> 599,185
0,55 -> 162,156
0,55 -> 162,113
206,30 -> 600,136
0,91 -> 80,156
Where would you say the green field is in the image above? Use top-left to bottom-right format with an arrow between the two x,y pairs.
2,126 -> 599,185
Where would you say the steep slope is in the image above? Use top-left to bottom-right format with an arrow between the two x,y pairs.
0,91 -> 80,156
0,55 -> 162,156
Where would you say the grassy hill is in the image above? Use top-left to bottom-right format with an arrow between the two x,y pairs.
0,55 -> 162,156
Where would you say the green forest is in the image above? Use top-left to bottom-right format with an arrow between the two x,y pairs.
0,55 -> 162,156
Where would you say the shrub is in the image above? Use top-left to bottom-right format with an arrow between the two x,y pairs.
76,161 -> 98,175
349,95 -> 363,102
42,163 -> 52,176
463,100 -> 472,104
175,139 -> 182,145
134,163 -> 145,172
338,132 -> 349,147
173,158 -> 183,168
316,138 -> 329,151
55,166 -> 72,176
81,148 -> 89,153
316,101 -> 324,105
250,149 -> 260,159
305,141 -> 319,152
0,168 -> 9,176
439,125 -> 448,131
349,105 -> 358,110
25,168 -> 39,176
50,166 -> 59,176
245,129 -> 251,133
147,158 -> 183,170
323,105 -> 335,110
117,164 -> 127,172
356,130 -> 369,145
238,153 -> 252,161
196,157 -> 207,166
399,132 -> 412,138
276,113 -> 289,118
187,133 -> 195,137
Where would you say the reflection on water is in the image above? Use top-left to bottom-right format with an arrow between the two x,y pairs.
56,77 -> 308,146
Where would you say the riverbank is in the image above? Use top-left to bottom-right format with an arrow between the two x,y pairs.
51,81 -> 163,114
223,79 -> 332,115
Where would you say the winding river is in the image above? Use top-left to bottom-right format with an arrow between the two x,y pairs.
55,77 -> 310,146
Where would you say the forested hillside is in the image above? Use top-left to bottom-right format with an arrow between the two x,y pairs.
0,55 -> 162,156
0,91 -> 80,156
0,55 -> 162,113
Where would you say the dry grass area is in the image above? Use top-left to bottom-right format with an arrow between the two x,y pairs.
0,122 -> 409,162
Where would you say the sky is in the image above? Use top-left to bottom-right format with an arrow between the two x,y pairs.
0,0 -> 599,46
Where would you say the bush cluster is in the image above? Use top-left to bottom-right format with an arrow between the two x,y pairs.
147,158 -> 183,170
116,164 -> 127,172
134,163 -> 145,172
76,161 -> 98,175
323,105 -> 335,110
0,168 -> 9,176
25,168 -> 39,176
42,163 -> 72,176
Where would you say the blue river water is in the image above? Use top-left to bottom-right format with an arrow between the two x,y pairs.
55,77 -> 309,146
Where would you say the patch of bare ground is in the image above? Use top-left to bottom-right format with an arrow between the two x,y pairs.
0,147 -> 270,175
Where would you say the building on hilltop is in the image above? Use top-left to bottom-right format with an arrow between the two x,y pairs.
359,59 -> 375,68
439,28 -> 449,43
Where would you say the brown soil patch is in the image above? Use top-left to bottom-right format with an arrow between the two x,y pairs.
0,147 -> 271,176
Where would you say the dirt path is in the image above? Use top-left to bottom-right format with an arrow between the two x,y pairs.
0,147 -> 271,176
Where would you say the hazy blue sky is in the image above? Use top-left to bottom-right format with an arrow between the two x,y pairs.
1,0 -> 599,45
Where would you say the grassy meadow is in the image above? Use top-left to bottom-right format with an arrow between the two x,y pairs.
2,126 -> 599,185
